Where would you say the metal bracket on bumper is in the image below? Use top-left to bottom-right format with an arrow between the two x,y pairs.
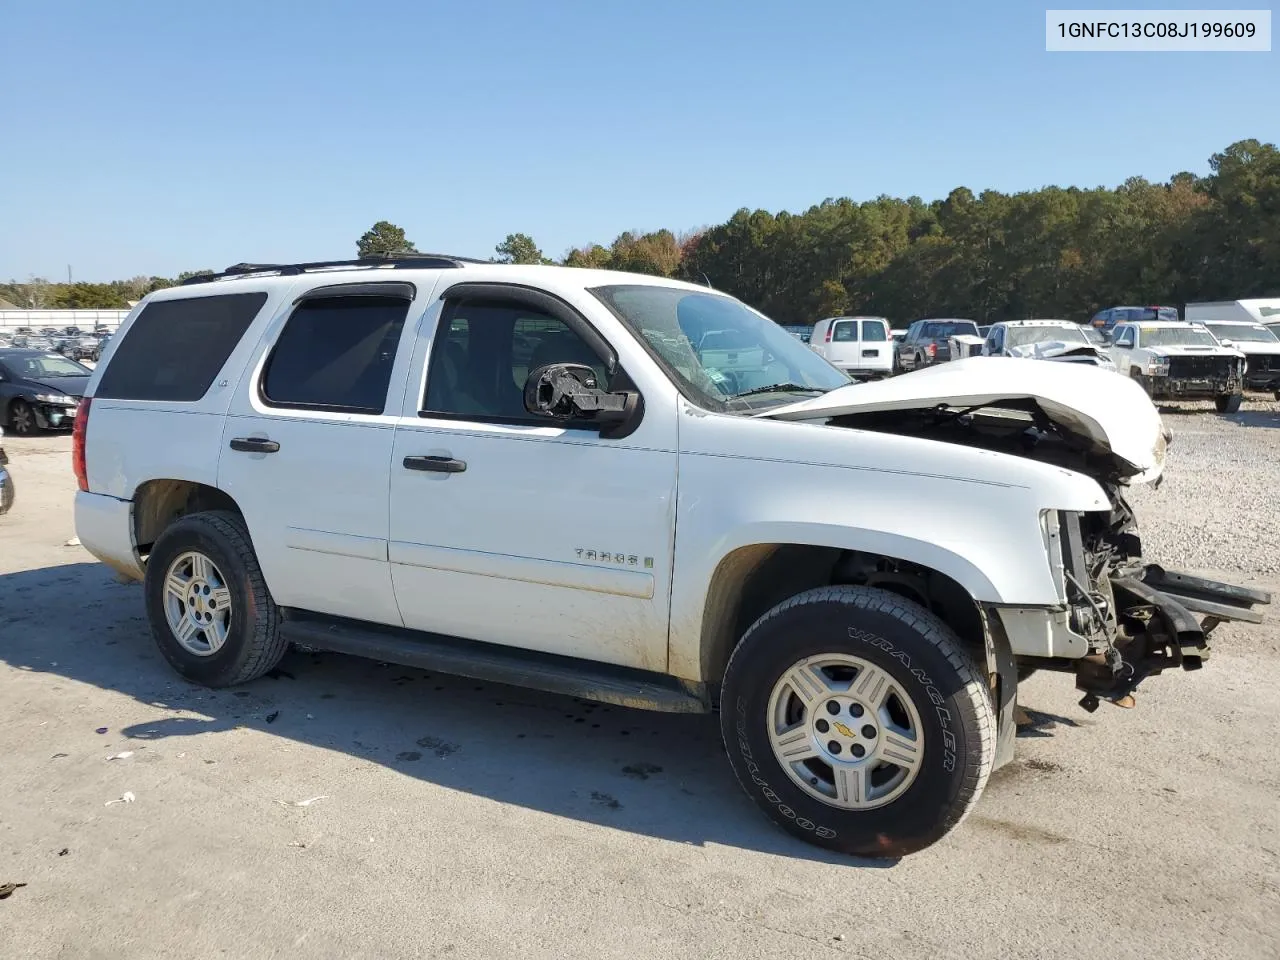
1074,566 -> 1271,711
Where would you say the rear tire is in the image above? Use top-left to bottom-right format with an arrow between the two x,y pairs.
144,510 -> 287,687
720,586 -> 995,858
1215,393 -> 1242,413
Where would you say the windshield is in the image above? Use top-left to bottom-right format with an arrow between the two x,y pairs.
1140,327 -> 1219,348
1206,323 -> 1279,343
590,285 -> 850,410
1006,324 -> 1089,347
920,321 -> 979,339
6,353 -> 92,378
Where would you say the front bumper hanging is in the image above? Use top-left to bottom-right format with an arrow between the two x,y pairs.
1074,565 -> 1271,711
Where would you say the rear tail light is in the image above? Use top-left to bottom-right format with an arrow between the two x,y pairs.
72,397 -> 91,492
824,326 -> 833,343
927,342 -> 937,358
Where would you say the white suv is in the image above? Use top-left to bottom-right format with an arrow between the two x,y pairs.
72,255 -> 1269,858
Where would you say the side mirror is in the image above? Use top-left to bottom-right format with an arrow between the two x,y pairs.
523,363 -> 642,438
1220,338 -> 1234,347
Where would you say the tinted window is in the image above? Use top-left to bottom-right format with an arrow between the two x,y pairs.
1115,327 -> 1135,348
860,320 -> 887,342
920,321 -> 979,338
262,296 -> 409,413
96,292 -> 266,401
829,321 -> 860,343
423,301 -> 609,422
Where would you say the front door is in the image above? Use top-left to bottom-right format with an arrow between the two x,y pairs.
387,290 -> 678,673
218,283 -> 423,627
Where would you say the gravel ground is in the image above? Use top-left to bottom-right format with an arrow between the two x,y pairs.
1128,397 -> 1280,578
1,409 -> 1278,960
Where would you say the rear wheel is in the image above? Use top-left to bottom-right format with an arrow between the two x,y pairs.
720,586 -> 995,858
8,400 -> 36,436
1215,393 -> 1242,413
144,510 -> 287,687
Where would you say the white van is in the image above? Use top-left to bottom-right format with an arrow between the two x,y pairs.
1185,299 -> 1280,328
809,316 -> 893,378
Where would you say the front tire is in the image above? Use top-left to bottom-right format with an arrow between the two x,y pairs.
8,400 -> 36,436
144,510 -> 287,687
720,586 -> 995,858
1215,393 -> 1242,413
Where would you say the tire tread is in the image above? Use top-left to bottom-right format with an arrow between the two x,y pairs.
721,585 -> 996,851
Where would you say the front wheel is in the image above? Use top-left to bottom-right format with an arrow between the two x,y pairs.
720,586 -> 995,858
8,400 -> 36,436
1215,393 -> 1242,413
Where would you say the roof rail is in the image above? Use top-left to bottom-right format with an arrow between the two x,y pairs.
180,252 -> 489,285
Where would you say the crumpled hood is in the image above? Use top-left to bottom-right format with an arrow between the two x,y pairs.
1010,340 -> 1110,363
759,357 -> 1169,483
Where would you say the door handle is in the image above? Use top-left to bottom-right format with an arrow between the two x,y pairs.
403,455 -> 466,474
229,437 -> 281,453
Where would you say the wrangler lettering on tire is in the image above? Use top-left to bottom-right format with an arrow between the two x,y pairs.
719,585 -> 994,858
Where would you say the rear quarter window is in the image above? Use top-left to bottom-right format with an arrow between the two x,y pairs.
95,292 -> 267,402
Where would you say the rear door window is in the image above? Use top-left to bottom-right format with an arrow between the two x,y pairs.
95,292 -> 267,401
261,295 -> 410,414
859,320 -> 887,342
832,321 -> 858,343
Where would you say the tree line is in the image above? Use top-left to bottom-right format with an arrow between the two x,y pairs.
6,139 -> 1276,325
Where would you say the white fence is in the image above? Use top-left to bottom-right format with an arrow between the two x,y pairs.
0,309 -> 131,333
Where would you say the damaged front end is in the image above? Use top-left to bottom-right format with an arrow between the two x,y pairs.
1049,503 -> 1270,711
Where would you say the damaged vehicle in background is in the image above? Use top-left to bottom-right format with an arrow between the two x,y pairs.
0,348 -> 91,434
1198,320 -> 1280,400
73,258 -> 1270,860
1108,321 -> 1246,412
982,319 -> 1116,370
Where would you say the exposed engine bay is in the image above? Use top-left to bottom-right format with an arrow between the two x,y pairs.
828,400 -> 1270,711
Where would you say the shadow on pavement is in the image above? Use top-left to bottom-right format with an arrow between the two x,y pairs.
1,561 -> 901,868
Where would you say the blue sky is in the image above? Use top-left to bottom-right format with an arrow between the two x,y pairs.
2,0 -> 1275,281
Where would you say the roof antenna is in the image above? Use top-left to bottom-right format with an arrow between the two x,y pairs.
701,272 -> 713,289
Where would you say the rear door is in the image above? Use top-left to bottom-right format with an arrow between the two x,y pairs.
858,319 -> 890,370
825,319 -> 861,368
217,280 -> 430,626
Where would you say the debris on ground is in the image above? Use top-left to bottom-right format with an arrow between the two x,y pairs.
58,849 -> 69,857
105,751 -> 133,761
415,735 -> 459,758
94,727 -> 108,735
63,536 -> 80,547
104,791 -> 136,806
0,882 -> 27,900
50,753 -> 68,760
274,796 -> 327,807
622,762 -> 663,780
265,711 -> 279,723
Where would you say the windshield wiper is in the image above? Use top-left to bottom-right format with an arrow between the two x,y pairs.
730,382 -> 825,399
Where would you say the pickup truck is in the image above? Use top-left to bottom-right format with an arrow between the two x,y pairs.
1109,321 -> 1246,411
72,256 -> 1269,858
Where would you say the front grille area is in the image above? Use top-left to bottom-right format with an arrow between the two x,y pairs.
1168,355 -> 1233,378
1247,354 -> 1280,375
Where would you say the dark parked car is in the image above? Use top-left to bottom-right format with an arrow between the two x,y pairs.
1089,305 -> 1179,336
0,348 -> 91,434
896,318 -> 981,371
